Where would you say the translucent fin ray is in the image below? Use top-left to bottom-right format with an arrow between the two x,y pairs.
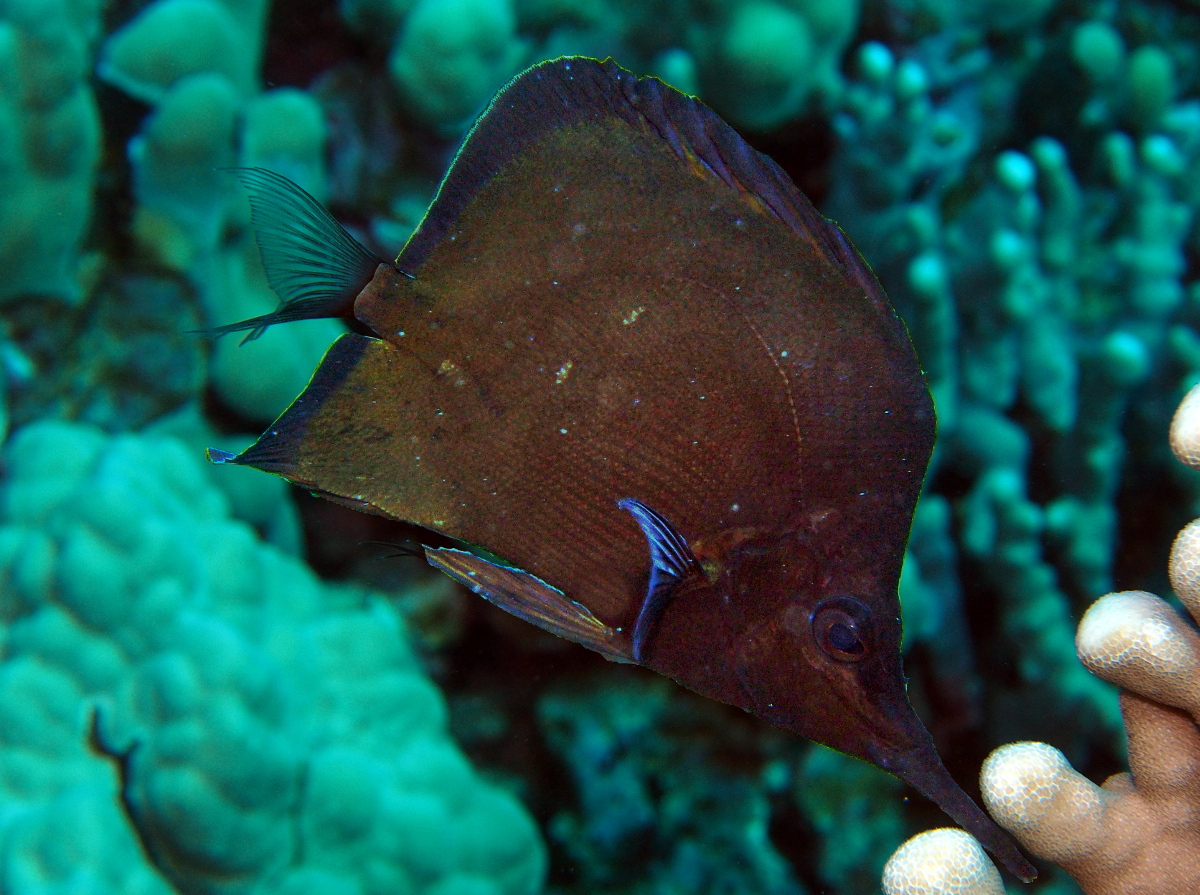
207,168 -> 384,342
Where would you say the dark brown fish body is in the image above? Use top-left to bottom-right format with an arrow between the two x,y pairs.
212,58 -> 1035,882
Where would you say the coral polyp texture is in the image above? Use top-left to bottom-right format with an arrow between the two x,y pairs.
976,592 -> 1200,895
0,422 -> 545,895
881,829 -> 1004,895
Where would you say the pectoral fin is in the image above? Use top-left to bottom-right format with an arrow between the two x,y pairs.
425,547 -> 632,662
618,498 -> 707,661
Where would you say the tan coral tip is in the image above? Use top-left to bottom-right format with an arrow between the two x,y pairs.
1169,382 -> 1200,469
1076,590 -> 1200,714
980,742 -> 1105,866
1168,519 -> 1200,624
882,829 -> 1004,895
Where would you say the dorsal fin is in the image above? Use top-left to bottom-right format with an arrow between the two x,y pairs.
397,57 -> 874,296
207,168 -> 385,342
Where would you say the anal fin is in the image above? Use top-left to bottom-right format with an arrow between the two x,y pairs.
425,547 -> 632,662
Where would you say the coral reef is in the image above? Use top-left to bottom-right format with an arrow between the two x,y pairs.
0,0 -> 102,304
528,665 -> 904,895
0,421 -> 545,895
537,673 -> 802,895
1,270 -> 205,435
827,6 -> 1200,777
2,0 -> 1200,893
883,383 -> 1200,893
99,0 -> 343,426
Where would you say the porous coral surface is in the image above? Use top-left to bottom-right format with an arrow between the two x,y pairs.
0,421 -> 545,895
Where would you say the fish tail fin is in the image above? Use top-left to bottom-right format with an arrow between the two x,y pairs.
203,167 -> 385,340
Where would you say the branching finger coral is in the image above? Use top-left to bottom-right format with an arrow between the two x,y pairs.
982,590 -> 1200,894
883,382 -> 1200,894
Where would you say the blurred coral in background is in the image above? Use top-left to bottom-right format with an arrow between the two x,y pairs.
2,0 -> 1200,893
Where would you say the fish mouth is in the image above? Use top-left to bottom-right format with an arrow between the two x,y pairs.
870,737 -> 1037,882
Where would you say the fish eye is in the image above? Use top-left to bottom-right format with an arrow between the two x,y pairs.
810,596 -> 873,663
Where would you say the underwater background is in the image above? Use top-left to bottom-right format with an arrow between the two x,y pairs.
0,0 -> 1197,893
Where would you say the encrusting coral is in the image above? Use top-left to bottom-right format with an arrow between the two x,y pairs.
882,382 -> 1200,894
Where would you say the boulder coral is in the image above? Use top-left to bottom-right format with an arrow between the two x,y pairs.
388,0 -> 529,133
97,0 -> 345,426
689,0 -> 858,131
0,420 -> 546,895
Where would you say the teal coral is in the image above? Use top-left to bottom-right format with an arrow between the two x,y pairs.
388,0 -> 529,134
688,0 -> 859,131
793,745 -> 905,892
97,0 -> 267,103
2,0 -> 1200,893
536,674 -> 802,895
0,0 -> 102,305
534,668 -> 905,895
826,17 -> 1200,764
99,0 -> 343,425
0,422 -> 546,895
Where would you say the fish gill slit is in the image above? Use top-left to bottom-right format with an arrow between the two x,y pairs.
739,310 -> 803,488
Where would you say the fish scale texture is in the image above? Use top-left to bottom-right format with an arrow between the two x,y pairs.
0,420 -> 545,895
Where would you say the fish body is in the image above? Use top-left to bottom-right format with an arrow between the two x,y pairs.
211,57 -> 1034,882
